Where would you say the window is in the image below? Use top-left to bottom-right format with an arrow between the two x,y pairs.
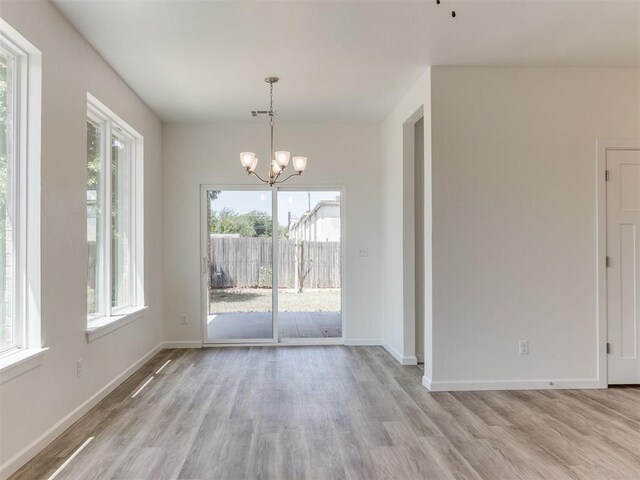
87,95 -> 144,331
0,21 -> 42,365
0,41 -> 17,353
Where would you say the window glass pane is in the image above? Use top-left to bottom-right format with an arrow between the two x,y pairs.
111,133 -> 132,309
0,48 -> 15,350
87,120 -> 102,316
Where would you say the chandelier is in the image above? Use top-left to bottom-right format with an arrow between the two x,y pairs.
239,77 -> 307,186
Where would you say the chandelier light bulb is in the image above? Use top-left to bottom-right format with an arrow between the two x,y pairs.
249,157 -> 258,172
275,151 -> 291,167
240,151 -> 255,169
271,160 -> 282,175
292,156 -> 307,173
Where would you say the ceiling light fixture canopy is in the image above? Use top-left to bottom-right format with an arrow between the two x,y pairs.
240,77 -> 307,186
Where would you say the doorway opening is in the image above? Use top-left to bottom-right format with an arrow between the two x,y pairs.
203,186 -> 343,344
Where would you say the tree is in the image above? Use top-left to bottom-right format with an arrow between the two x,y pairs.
244,210 -> 272,237
210,208 -> 256,237
209,208 -> 275,238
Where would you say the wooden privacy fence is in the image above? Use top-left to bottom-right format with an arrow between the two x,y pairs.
209,237 -> 341,289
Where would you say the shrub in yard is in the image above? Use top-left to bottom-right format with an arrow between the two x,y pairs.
258,266 -> 272,288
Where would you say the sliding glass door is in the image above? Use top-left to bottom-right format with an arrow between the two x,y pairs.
203,187 -> 342,344
277,190 -> 342,340
205,189 -> 274,342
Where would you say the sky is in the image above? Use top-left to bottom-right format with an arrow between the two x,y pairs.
209,190 -> 340,227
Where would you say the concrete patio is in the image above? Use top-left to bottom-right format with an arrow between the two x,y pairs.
206,311 -> 342,340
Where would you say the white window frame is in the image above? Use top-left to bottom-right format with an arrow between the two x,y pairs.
0,19 -> 44,381
86,94 -> 145,342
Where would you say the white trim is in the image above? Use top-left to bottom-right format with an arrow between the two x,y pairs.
0,347 -> 48,384
0,342 -> 163,480
85,306 -> 148,342
382,341 -> 418,365
343,338 -> 381,346
596,139 -> 640,388
426,378 -> 602,392
162,341 -> 203,349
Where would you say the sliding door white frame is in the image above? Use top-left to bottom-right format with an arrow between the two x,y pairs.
200,184 -> 345,346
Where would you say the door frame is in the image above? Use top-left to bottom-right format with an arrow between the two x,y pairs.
596,139 -> 640,387
200,183 -> 346,346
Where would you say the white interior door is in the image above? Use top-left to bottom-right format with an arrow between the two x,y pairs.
607,149 -> 640,384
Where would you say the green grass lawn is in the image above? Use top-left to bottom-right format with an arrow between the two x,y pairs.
210,288 -> 341,313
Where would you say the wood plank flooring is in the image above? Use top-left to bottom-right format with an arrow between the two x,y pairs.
9,346 -> 640,479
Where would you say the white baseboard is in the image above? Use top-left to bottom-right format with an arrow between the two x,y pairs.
162,341 -> 203,349
0,343 -> 164,480
426,378 -> 602,392
382,342 -> 417,366
344,338 -> 381,346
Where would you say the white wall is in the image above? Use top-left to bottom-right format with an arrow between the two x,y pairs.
430,67 -> 640,390
0,1 -> 163,475
380,69 -> 433,370
162,123 -> 382,344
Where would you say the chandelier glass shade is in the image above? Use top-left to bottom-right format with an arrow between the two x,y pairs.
239,77 -> 307,186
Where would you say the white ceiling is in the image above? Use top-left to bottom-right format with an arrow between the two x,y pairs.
53,0 -> 640,122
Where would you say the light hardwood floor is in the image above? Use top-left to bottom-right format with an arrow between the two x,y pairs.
9,346 -> 640,479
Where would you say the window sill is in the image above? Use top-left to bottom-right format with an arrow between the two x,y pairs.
86,306 -> 148,343
0,347 -> 49,384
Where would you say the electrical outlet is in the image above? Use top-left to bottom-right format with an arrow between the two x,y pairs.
358,247 -> 369,257
180,314 -> 188,326
76,359 -> 82,377
519,340 -> 529,356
